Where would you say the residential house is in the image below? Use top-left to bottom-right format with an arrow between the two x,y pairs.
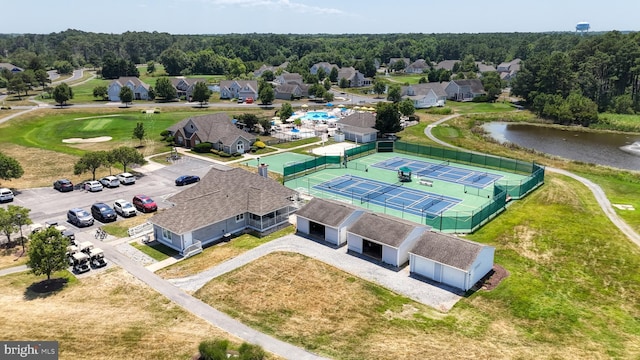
434,60 -> 460,71
337,67 -> 372,88
253,62 -> 289,77
310,62 -> 339,76
401,83 -> 447,108
274,72 -> 304,86
107,77 -> 150,102
167,113 -> 256,154
444,79 -> 486,101
0,63 -> 23,72
295,198 -> 365,246
274,83 -> 308,100
497,58 -> 521,81
347,212 -> 429,267
336,112 -> 379,143
388,58 -> 411,71
170,77 -> 207,100
150,167 -> 299,256
475,62 -> 496,73
219,80 -> 258,100
405,59 -> 430,74
409,232 -> 495,291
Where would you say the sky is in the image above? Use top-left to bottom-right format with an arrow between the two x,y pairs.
4,0 -> 640,35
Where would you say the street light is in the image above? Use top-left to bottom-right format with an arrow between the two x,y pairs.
15,213 -> 24,252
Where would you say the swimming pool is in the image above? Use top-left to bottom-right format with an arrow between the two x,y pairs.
300,111 -> 337,121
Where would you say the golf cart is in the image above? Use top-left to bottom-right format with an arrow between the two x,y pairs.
70,252 -> 90,274
89,248 -> 107,268
66,245 -> 79,265
62,230 -> 76,245
78,241 -> 94,255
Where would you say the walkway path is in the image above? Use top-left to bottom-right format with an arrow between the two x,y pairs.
423,114 -> 640,248
169,234 -> 461,311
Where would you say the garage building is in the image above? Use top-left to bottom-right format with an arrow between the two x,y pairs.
409,232 -> 495,291
295,198 -> 364,246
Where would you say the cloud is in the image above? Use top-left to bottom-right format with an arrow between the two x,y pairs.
201,0 -> 344,15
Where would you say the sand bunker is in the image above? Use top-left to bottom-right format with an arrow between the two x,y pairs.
62,136 -> 113,144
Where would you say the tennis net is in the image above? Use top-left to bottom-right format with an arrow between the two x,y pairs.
418,160 -> 449,176
472,172 -> 487,182
422,197 -> 442,211
327,175 -> 353,188
361,182 -> 403,204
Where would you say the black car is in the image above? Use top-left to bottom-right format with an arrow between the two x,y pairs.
175,175 -> 200,186
90,202 -> 117,223
53,179 -> 74,192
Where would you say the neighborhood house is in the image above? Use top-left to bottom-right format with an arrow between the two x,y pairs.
336,112 -> 379,143
219,80 -> 258,100
167,113 -> 256,154
107,77 -> 150,102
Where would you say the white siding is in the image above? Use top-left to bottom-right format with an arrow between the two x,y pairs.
468,246 -> 495,289
325,226 -> 340,246
381,246 -> 398,266
347,233 -> 363,253
296,217 -> 310,234
410,254 -> 435,279
441,266 -> 466,290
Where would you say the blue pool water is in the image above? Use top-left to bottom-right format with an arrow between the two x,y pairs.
300,111 -> 336,121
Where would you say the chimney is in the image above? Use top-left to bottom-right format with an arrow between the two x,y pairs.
258,163 -> 269,178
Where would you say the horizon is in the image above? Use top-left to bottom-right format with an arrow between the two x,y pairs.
3,0 -> 640,35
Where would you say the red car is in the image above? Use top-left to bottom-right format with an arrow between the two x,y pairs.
132,195 -> 157,213
245,97 -> 254,104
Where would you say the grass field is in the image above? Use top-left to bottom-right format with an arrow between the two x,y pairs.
593,112 -> 640,132
195,172 -> 640,359
0,268 -> 279,360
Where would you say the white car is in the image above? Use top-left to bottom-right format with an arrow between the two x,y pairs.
84,180 -> 103,192
117,172 -> 136,185
0,188 -> 14,202
113,199 -> 137,217
100,175 -> 120,188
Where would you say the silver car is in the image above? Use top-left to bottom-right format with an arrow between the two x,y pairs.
113,199 -> 137,217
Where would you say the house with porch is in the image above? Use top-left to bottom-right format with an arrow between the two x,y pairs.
347,212 -> 429,268
171,78 -> 207,100
310,62 -> 339,76
337,67 -> 372,88
409,232 -> 495,291
167,113 -> 256,154
253,62 -> 289,77
336,112 -> 379,143
274,83 -> 307,100
401,83 -> 447,108
107,77 -> 150,102
274,72 -> 304,86
444,79 -> 486,101
295,198 -> 365,246
405,59 -> 430,74
497,58 -> 521,81
150,167 -> 299,256
219,80 -> 258,100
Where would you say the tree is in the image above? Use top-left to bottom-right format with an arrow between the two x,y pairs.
0,207 -> 17,247
155,77 -> 177,101
27,226 -> 68,281
192,81 -> 212,107
323,91 -> 334,102
159,47 -> 190,76
133,122 -> 145,146
119,86 -> 133,107
74,151 -> 108,180
386,84 -> 402,103
8,77 -> 27,99
279,102 -> 294,121
329,67 -> 339,82
0,152 -> 24,182
258,118 -> 272,135
258,84 -> 274,105
260,70 -> 274,82
146,61 -> 156,74
110,147 -> 145,173
391,60 -> 407,72
53,60 -> 73,75
92,85 -> 108,100
323,78 -> 332,91
375,102 -> 402,134
53,83 -> 73,107
238,113 -> 259,131
5,205 -> 31,252
34,69 -> 50,89
339,77 -> 349,89
227,58 -> 246,79
398,98 -> 415,117
481,71 -> 504,101
373,78 -> 386,98
316,67 -> 326,81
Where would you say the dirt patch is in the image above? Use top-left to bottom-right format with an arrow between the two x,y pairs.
62,136 -> 112,143
481,264 -> 509,291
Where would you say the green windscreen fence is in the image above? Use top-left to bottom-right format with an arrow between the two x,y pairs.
345,142 -> 376,159
283,155 -> 341,182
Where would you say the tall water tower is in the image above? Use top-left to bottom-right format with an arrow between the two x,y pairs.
576,21 -> 590,34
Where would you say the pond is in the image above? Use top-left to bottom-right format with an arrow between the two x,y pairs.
482,122 -> 640,171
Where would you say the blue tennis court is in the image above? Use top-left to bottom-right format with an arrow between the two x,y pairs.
315,175 -> 461,217
372,157 -> 502,188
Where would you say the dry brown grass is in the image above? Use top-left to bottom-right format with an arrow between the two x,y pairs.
0,268 -> 241,359
0,245 -> 28,270
195,252 -> 616,360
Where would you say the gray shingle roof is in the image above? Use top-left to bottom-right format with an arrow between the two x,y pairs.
401,83 -> 447,98
411,232 -> 490,271
168,113 -> 256,145
295,198 -> 359,228
109,77 -> 150,90
434,60 -> 460,71
348,212 -> 423,248
451,79 -> 486,94
151,167 -> 297,234
337,112 -> 379,135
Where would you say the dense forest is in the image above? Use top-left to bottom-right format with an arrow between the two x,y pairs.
2,30 -> 640,119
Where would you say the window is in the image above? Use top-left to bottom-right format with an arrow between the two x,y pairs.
236,214 -> 244,222
162,228 -> 171,240
194,139 -> 200,145
236,141 -> 244,153
177,136 -> 183,144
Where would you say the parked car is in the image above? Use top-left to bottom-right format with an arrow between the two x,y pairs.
117,172 -> 136,185
245,97 -> 254,104
84,180 -> 103,192
67,208 -> 94,227
91,202 -> 117,223
132,195 -> 157,213
0,188 -> 14,202
113,199 -> 136,217
53,179 -> 74,192
237,97 -> 244,103
175,175 -> 200,186
99,175 -> 120,188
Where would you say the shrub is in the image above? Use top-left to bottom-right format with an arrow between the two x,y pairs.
231,152 -> 242,157
254,140 -> 266,149
472,95 -> 490,102
193,143 -> 213,153
198,339 -> 228,360
238,342 -> 266,360
408,114 -> 420,122
425,107 -> 453,115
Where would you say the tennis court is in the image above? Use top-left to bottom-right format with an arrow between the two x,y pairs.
314,175 -> 461,218
241,152 -> 315,174
372,156 -> 501,188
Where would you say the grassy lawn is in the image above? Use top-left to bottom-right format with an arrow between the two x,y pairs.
194,172 -> 640,359
593,112 -> 640,132
131,241 -> 179,261
446,101 -> 522,114
101,213 -> 155,238
0,245 -> 28,270
0,268 -> 269,359
270,137 -> 320,149
156,226 -> 295,279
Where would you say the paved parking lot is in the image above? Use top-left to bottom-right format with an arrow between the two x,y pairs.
2,156 -> 229,230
